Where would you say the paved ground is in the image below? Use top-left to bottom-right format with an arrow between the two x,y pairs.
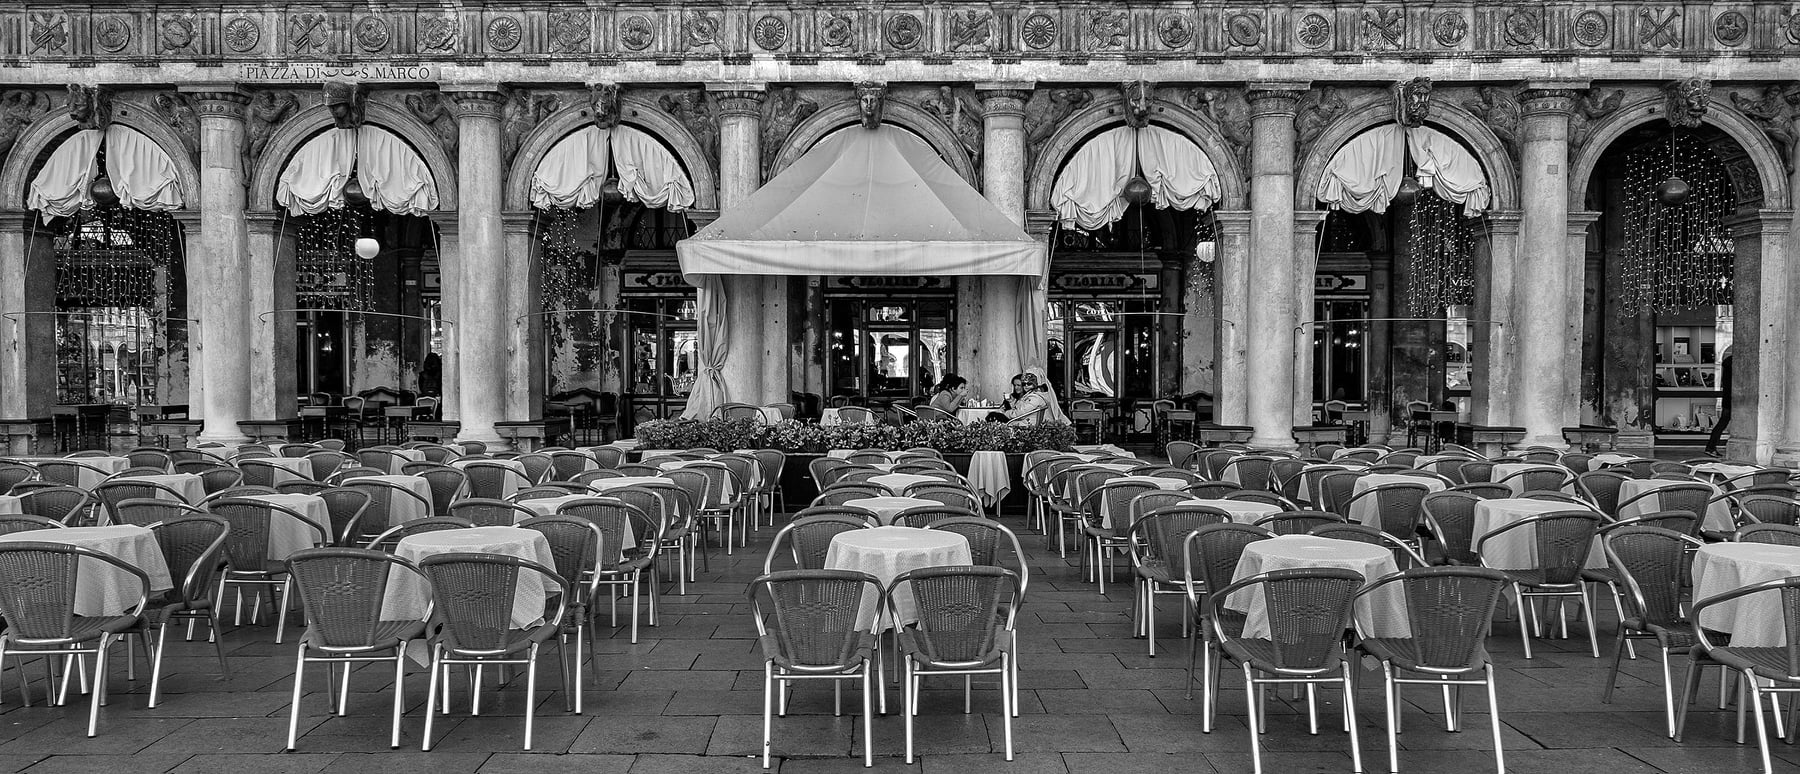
0,496 -> 1792,774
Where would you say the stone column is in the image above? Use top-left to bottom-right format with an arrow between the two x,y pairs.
502,212 -> 542,421
1565,211 -> 1601,427
977,85 -> 1034,389
1731,211 -> 1792,463
1471,212 -> 1520,427
244,212 -> 296,419
1243,84 -> 1306,448
709,85 -> 767,405
446,88 -> 508,448
0,213 -> 56,422
185,88 -> 254,443
1511,85 -> 1581,448
1211,211 -> 1251,424
1290,210 -> 1328,429
428,215 -> 460,421
1777,157 -> 1800,466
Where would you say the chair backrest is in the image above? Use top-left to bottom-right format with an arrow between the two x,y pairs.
421,553 -> 568,650
0,542 -> 149,639
1355,567 -> 1509,670
544,450 -> 594,482
184,464 -> 240,492
1253,510 -> 1345,536
1450,482 -> 1511,500
1210,568 -> 1361,670
1720,467 -> 1795,490
91,479 -> 185,523
305,450 -> 352,481
590,446 -> 626,469
449,498 -> 535,527
516,453 -> 553,484
558,498 -> 658,568
1602,526 -> 1697,630
18,485 -> 91,525
112,497 -> 206,528
1133,507 -> 1232,576
0,461 -> 35,494
0,513 -> 64,534
926,517 -> 1026,588
149,514 -> 230,605
287,548 -> 430,647
1222,490 -> 1297,510
125,448 -> 174,471
1457,460 -> 1496,483
276,479 -> 331,495
1196,450 -> 1237,478
459,461 -> 530,500
1315,471 -> 1365,516
362,516 -> 476,551
765,513 -> 871,573
889,565 -> 1018,662
1738,495 -> 1800,526
1308,522 -> 1427,567
1612,509 -> 1699,537
748,569 -> 882,667
1219,456 -> 1275,491
838,407 -> 875,425
1183,480 -> 1241,500
887,504 -> 979,528
1476,512 -> 1603,582
209,497 -> 327,565
35,460 -> 105,487
1620,482 -> 1713,520
1128,490 -> 1192,522
414,467 -> 467,516
1345,482 -> 1431,537
812,485 -> 888,507
1165,441 -> 1200,471
1270,459 -> 1310,501
1495,466 -> 1573,494
316,487 -> 373,545
518,515 -> 604,599
1575,470 -> 1632,515
1736,523 -> 1800,546
1421,491 -> 1481,561
903,485 -> 980,512
1180,523 -> 1273,597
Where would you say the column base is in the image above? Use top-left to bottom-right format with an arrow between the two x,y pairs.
1512,435 -> 1569,451
197,429 -> 251,446
455,428 -> 511,453
1248,433 -> 1300,451
1770,444 -> 1800,469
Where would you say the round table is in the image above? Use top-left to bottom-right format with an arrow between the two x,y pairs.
519,496 -> 637,545
257,457 -> 317,485
127,473 -> 206,505
956,408 -> 994,425
842,496 -> 935,522
385,448 -> 428,474
966,451 -> 1011,511
245,494 -> 333,559
382,527 -> 558,629
1179,498 -> 1283,526
1118,475 -> 1190,491
0,495 -> 21,515
1616,478 -> 1731,532
587,476 -> 671,493
1226,535 -> 1405,639
1471,498 -> 1605,570
868,473 -> 941,496
1693,543 -> 1800,646
823,526 -> 972,628
0,525 -> 173,615
1348,473 -> 1449,527
1693,462 -> 1760,482
357,475 -> 435,527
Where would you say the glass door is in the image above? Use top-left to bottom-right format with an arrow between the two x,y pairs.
826,298 -> 952,404
1046,299 -> 1161,427
1310,299 -> 1370,408
623,296 -> 697,426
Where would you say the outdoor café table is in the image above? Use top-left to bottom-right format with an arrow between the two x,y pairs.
449,457 -> 529,498
128,473 -> 206,504
359,475 -> 434,527
1178,498 -> 1283,526
1411,454 -> 1469,469
0,525 -> 173,615
1073,445 -> 1136,458
17,456 -> 129,489
0,495 -> 20,514
1470,498 -> 1606,570
1349,473 -> 1449,527
1118,475 -> 1190,491
827,449 -> 896,460
1616,478 -> 1732,532
244,494 -> 332,559
1593,453 -> 1642,468
385,448 -> 428,474
381,527 -> 558,629
843,496 -> 936,523
657,460 -> 745,499
587,476 -> 672,494
517,496 -> 638,546
257,456 -> 316,485
824,526 -> 972,627
1692,462 -> 1761,483
1492,463 -> 1574,495
1692,543 -> 1800,647
956,408 -> 993,424
1226,535 -> 1406,639
967,451 -> 1011,510
869,473 -> 941,495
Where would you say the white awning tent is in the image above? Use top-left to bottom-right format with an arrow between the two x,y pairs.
529,124 -> 696,211
1049,125 -> 1222,230
1316,124 -> 1491,216
676,124 -> 1048,418
28,126 -> 185,221
275,126 -> 439,216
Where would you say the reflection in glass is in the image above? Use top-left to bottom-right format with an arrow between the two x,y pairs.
1072,332 -> 1117,397
671,330 -> 698,395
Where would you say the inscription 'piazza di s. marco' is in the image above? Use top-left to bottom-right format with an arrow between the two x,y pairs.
237,64 -> 438,83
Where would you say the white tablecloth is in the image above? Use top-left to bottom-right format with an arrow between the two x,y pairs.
130,474 -> 205,505
824,526 -> 972,628
869,473 -> 941,495
1073,445 -> 1136,458
968,450 -> 1011,509
1471,498 -> 1605,570
0,525 -> 173,615
517,495 -> 638,546
1349,474 -> 1448,527
956,408 -> 993,425
1179,499 -> 1284,525
843,496 -> 936,522
1616,478 -> 1731,531
358,475 -> 434,527
386,448 -> 428,474
1693,543 -> 1800,647
1693,462 -> 1762,483
383,527 -> 558,629
587,476 -> 671,493
246,494 -> 332,559
1593,453 -> 1642,468
257,457 -> 316,485
1492,463 -> 1572,495
827,449 -> 895,460
1227,535 -> 1404,638
449,458 -> 529,499
656,460 -> 741,500
1078,463 -> 1138,474
0,495 -> 20,515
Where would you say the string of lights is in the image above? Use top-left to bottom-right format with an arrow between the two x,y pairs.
1403,188 -> 1476,317
1620,130 -> 1734,313
295,207 -> 374,312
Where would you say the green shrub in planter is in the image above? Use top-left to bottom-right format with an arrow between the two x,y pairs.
632,417 -> 1075,454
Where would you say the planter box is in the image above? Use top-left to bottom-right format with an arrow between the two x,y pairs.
646,451 -> 1030,513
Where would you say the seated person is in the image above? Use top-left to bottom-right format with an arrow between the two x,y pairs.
928,374 -> 969,414
992,371 -> 1053,424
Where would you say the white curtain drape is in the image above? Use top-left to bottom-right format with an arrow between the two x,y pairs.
683,275 -> 731,419
529,125 -> 695,212
356,126 -> 439,215
1407,126 -> 1492,216
1318,124 -> 1491,216
1137,125 -> 1222,213
1317,124 -> 1405,214
275,128 -> 356,215
27,129 -> 102,220
1051,126 -> 1222,230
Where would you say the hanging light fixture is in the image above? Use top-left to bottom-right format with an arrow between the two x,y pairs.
342,174 -> 368,206
1656,176 -> 1691,205
1391,176 -> 1422,206
1121,176 -> 1153,204
600,179 -> 625,204
354,237 -> 380,260
89,174 -> 119,208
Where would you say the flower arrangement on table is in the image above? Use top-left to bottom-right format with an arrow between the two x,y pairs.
632,417 -> 1077,454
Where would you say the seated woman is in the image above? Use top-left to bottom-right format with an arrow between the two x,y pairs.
928,374 -> 969,414
994,370 -> 1066,424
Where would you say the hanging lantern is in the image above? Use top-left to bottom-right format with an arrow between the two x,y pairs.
354,237 -> 380,260
1656,177 -> 1691,205
342,176 -> 368,206
1121,176 -> 1153,204
89,174 -> 119,208
600,179 -> 625,204
1392,176 -> 1422,206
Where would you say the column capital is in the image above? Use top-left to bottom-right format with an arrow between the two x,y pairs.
1474,210 -> 1521,236
1213,210 -> 1253,231
711,87 -> 765,119
179,85 -> 251,119
1247,84 -> 1307,118
427,211 -> 459,236
1292,210 -> 1328,229
1520,88 -> 1580,116
169,210 -> 201,230
1726,208 -> 1796,237
0,209 -> 35,232
243,210 -> 284,234
978,89 -> 1029,117
1567,209 -> 1602,235
1024,211 -> 1056,239
502,210 -> 538,233
445,87 -> 507,118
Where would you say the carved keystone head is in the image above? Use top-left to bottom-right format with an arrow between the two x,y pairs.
323,81 -> 367,129
854,81 -> 886,129
1120,80 -> 1153,128
66,84 -> 111,130
1665,78 -> 1712,129
1395,77 -> 1433,127
590,83 -> 621,130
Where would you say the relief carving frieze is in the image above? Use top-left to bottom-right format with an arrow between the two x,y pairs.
761,86 -> 817,175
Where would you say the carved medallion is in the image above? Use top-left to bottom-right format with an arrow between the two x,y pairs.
618,15 -> 654,51
1784,10 -> 1800,45
753,16 -> 787,50
419,16 -> 458,53
1021,13 -> 1057,50
353,16 -> 389,52
1571,10 -> 1609,47
1297,13 -> 1331,49
685,12 -> 721,49
94,16 -> 132,53
28,13 -> 68,54
488,16 -> 522,51
1713,11 -> 1748,46
1088,10 -> 1127,50
886,13 -> 923,50
224,16 -> 261,52
1158,14 -> 1193,48
1362,8 -> 1404,50
162,15 -> 197,52
1227,12 -> 1264,49
287,13 -> 327,55
821,13 -> 854,49
548,12 -> 589,52
1504,8 -> 1540,46
1432,11 -> 1468,46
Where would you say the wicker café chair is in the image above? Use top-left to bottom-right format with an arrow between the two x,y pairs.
902,485 -> 981,513
1354,567 -> 1510,774
812,485 -> 886,507
418,553 -> 571,751
1494,466 -> 1574,495
283,548 -> 432,750
0,513 -> 64,534
211,497 -> 330,643
449,498 -> 537,527
196,466 -> 246,495
414,467 -> 468,517
1680,576 -> 1800,774
0,542 -> 149,737
748,569 -> 883,769
1179,523 -> 1273,717
305,450 -> 353,482
1208,568 -> 1366,774
112,497 -> 207,528
0,460 -> 35,493
125,447 -> 174,472
1451,483 -> 1512,500
316,487 -> 373,546
1341,482 -> 1432,542
1737,495 -> 1800,527
1476,511 -> 1605,659
1127,507 -> 1230,657
517,515 -> 604,712
1311,522 -> 1430,569
1253,510 -> 1346,536
1600,526 -> 1708,739
887,504 -> 978,529
91,479 -> 188,525
1165,441 -> 1201,471
362,516 -> 477,552
1422,491 -> 1483,566
34,459 -> 107,488
1735,523 -> 1800,546
889,565 -> 1022,763
276,480 -> 331,495
18,485 -> 92,526
1218,456 -> 1276,492
140,514 -> 231,707
763,512 -> 871,574
559,498 -> 661,644
1577,471 -> 1634,516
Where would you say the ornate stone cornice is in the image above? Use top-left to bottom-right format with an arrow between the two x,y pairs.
1247,83 -> 1307,118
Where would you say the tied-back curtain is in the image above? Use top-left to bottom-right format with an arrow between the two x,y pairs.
1137,125 -> 1221,213
529,125 -> 695,211
1317,124 -> 1405,214
103,125 -> 184,213
355,126 -> 439,215
1406,126 -> 1491,216
1050,127 -> 1135,230
680,275 -> 732,419
27,129 -> 102,220
275,128 -> 356,215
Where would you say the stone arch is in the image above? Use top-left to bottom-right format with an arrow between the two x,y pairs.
768,99 -> 977,184
1294,94 -> 1521,213
248,99 -> 458,211
1026,94 -> 1250,212
504,94 -> 718,212
1569,96 -> 1789,211
0,100 -> 202,211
